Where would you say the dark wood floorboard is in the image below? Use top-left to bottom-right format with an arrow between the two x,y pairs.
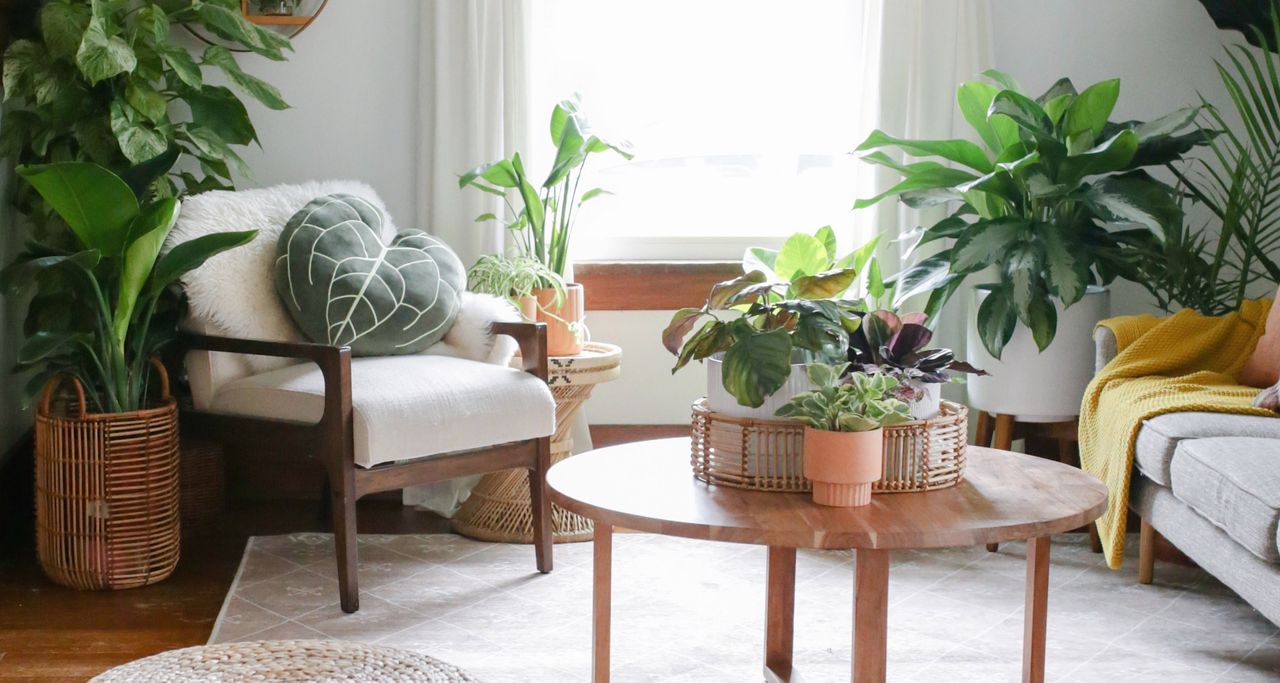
0,500 -> 448,681
0,425 -> 673,680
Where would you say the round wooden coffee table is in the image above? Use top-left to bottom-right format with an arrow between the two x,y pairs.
547,438 -> 1107,683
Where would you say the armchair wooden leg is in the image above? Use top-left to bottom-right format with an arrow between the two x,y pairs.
330,463 -> 359,613
529,436 -> 553,574
1138,518 -> 1156,585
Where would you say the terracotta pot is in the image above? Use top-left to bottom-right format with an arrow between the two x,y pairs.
802,426 -> 883,507
516,295 -> 538,323
535,283 -> 585,356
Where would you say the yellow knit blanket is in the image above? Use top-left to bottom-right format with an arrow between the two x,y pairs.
1079,299 -> 1273,569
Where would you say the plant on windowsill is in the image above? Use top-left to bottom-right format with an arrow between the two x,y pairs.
774,363 -> 911,507
2,159 -> 256,590
854,69 -> 1211,419
661,226 -> 879,416
460,96 -> 633,355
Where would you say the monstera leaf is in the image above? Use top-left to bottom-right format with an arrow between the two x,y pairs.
274,194 -> 465,355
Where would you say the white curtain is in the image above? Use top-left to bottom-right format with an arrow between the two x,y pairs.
417,0 -> 531,268
852,0 -> 994,364
407,0 -> 532,515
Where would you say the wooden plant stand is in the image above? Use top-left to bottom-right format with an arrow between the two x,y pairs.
974,411 -> 1103,554
452,342 -> 621,543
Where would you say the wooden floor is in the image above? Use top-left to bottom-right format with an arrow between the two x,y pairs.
0,500 -> 449,681
0,426 -> 681,681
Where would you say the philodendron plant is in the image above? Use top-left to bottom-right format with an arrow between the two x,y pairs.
2,161 -> 257,413
774,362 -> 912,432
662,227 -> 876,408
855,70 -> 1211,358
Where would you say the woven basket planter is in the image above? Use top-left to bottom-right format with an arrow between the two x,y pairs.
690,397 -> 968,493
34,364 -> 180,590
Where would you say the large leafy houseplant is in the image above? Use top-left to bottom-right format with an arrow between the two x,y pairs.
856,70 -> 1210,358
2,161 -> 256,413
1,0 -> 292,229
459,97 -> 632,279
662,227 -> 876,408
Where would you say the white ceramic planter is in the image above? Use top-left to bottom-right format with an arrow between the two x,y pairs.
905,382 -> 942,420
966,285 -> 1109,422
706,356 -> 815,419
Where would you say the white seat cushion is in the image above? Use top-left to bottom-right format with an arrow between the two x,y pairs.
211,355 -> 554,468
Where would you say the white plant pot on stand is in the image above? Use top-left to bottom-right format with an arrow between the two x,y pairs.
966,285 -> 1110,423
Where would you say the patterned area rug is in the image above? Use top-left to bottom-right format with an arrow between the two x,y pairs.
211,533 -> 1278,682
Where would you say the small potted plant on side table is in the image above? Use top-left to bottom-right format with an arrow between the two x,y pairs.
775,363 -> 911,507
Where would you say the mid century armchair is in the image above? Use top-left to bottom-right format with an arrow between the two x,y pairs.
167,181 -> 556,613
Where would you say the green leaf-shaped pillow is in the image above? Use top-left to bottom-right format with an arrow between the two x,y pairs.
274,194 -> 464,355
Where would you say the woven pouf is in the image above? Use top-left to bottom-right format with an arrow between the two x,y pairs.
90,639 -> 480,683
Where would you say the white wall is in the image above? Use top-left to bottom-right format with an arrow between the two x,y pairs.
207,0 -> 1246,426
226,0 -> 422,224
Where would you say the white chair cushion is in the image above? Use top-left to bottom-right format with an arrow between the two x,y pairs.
210,355 -> 554,468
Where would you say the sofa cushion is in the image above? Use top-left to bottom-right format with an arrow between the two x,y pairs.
1169,437 -> 1280,562
211,354 -> 555,468
1134,412 -> 1280,486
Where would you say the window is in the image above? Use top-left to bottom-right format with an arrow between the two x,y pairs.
529,0 -> 868,260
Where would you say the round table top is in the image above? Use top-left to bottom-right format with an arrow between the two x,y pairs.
548,438 -> 1108,550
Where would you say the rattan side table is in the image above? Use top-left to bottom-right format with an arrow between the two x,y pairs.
452,341 -> 621,543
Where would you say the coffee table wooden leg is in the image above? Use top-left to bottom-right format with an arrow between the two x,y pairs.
853,548 -> 889,683
1023,536 -> 1050,683
764,546 -> 797,682
593,523 -> 613,683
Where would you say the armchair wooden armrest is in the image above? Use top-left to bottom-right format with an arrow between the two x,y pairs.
491,321 -> 549,383
175,333 -> 352,429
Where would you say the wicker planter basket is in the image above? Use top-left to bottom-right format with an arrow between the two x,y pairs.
690,397 -> 968,493
34,364 -> 180,590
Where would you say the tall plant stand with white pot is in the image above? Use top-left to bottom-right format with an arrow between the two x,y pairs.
974,412 -> 1103,555
453,342 -> 622,543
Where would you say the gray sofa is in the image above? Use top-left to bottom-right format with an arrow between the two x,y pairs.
1095,327 -> 1280,626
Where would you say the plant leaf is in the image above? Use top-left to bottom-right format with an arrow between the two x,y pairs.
1084,172 -> 1181,237
708,270 -> 768,309
203,46 -> 289,110
662,307 -> 704,356
721,325 -> 792,408
976,285 -> 1017,359
950,217 -> 1029,273
17,162 -> 138,255
856,129 -> 994,173
150,230 -> 257,295
791,268 -> 857,300
75,17 -> 135,84
773,233 -> 830,281
1063,78 -> 1120,147
853,167 -> 978,209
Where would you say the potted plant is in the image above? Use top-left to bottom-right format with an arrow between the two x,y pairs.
3,160 -> 256,589
460,97 -> 632,355
466,253 -> 567,322
854,70 -> 1210,420
662,227 -> 877,418
774,363 -> 911,507
850,310 -> 986,419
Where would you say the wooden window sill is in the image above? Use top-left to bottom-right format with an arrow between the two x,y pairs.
574,261 -> 741,311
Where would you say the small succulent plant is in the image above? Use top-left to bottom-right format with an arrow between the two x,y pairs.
774,362 -> 912,432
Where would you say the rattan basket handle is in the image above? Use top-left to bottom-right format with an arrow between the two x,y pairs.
37,359 -> 172,415
38,374 -> 87,417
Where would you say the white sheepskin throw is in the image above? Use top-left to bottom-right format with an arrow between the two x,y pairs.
425,291 -> 522,365
170,180 -> 514,374
168,180 -> 394,367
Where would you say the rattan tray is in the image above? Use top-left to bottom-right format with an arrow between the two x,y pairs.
690,397 -> 967,493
